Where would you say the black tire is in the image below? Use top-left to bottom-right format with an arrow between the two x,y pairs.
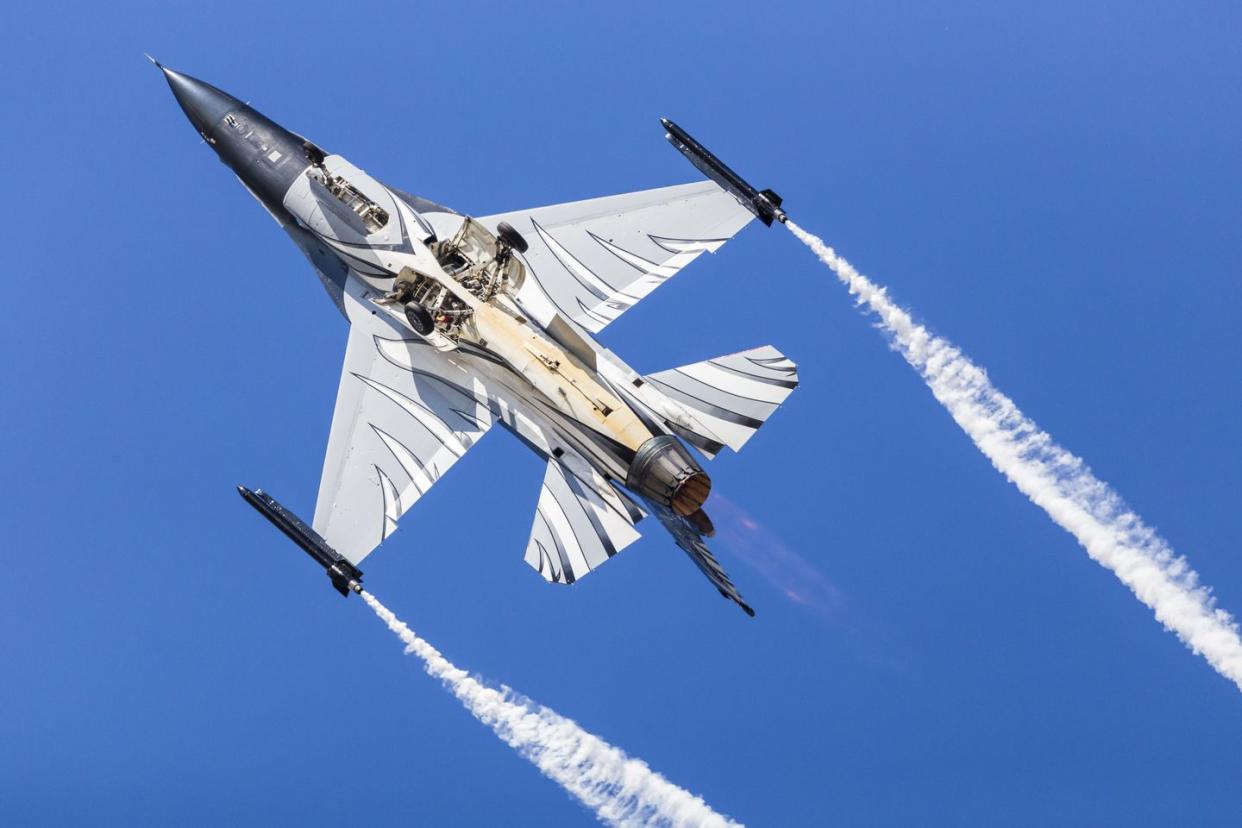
404,303 -> 435,336
496,221 -> 529,254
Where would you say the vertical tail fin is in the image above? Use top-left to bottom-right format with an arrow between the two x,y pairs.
642,496 -> 754,616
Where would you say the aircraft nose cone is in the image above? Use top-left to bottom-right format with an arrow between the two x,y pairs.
156,64 -> 241,138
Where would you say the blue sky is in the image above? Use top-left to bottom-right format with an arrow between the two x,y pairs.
2,1 -> 1240,824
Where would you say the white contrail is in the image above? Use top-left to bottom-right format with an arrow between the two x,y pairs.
359,590 -> 740,827
785,220 -> 1242,691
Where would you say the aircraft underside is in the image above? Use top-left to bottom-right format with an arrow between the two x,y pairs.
154,60 -> 797,616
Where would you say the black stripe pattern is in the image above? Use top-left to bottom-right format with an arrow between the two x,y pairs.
524,460 -> 643,585
643,345 -> 799,456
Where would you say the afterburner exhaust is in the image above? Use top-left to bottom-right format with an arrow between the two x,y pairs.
626,435 -> 711,516
662,118 -> 787,226
237,486 -> 363,596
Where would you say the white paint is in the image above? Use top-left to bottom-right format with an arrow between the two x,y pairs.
360,591 -> 739,827
678,362 -> 788,406
591,235 -> 677,278
786,220 -> 1242,691
539,482 -> 593,577
355,374 -> 468,456
372,426 -> 436,497
533,220 -> 618,298
376,466 -> 401,540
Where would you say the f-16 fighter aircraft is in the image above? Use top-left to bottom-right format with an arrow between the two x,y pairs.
154,61 -> 795,615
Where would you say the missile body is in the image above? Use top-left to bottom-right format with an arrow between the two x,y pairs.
661,118 -> 786,226
238,486 -> 363,596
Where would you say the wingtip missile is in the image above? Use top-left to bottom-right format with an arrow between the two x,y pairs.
238,485 -> 363,597
660,118 -> 786,226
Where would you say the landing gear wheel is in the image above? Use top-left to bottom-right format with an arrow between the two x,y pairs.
404,303 -> 435,336
496,221 -> 529,254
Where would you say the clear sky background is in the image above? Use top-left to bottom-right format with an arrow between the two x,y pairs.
2,1 -> 1240,825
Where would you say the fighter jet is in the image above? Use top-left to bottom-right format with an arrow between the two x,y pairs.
154,61 -> 797,615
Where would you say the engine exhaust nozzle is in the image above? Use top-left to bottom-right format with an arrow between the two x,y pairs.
626,435 -> 711,516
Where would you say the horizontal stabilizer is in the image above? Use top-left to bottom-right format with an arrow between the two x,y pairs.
525,460 -> 644,585
644,345 -> 798,456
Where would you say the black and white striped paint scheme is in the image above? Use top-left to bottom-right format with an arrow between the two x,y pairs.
159,65 -> 799,615
643,346 -> 800,459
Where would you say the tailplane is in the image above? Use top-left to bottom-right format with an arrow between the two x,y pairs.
524,459 -> 644,585
643,345 -> 798,458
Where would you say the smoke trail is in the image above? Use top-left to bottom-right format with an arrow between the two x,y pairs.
785,220 -> 1242,691
359,591 -> 740,827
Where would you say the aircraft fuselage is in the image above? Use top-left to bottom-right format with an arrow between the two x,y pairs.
159,64 -> 713,521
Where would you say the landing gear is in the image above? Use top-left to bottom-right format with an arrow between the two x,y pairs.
404,302 -> 435,336
496,221 -> 529,254
381,270 -> 457,337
